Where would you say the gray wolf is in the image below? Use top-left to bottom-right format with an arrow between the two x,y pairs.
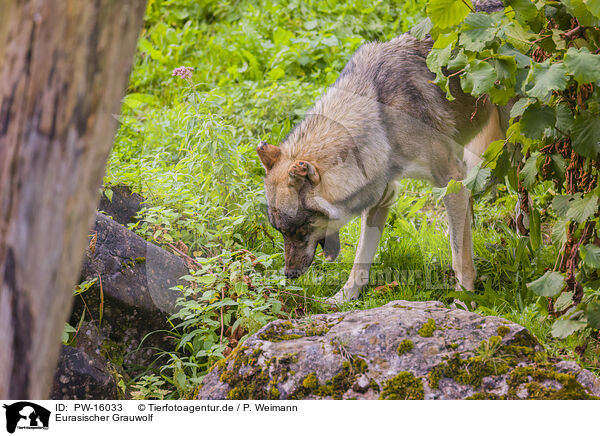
257,33 -> 509,304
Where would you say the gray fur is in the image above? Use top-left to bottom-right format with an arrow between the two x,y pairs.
257,34 -> 507,302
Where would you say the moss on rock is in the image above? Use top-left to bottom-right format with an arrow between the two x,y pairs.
397,339 -> 414,356
268,387 -> 280,399
259,321 -> 302,342
214,347 -> 285,400
428,353 -> 509,390
258,318 -> 339,342
315,357 -> 367,399
302,372 -> 319,390
380,372 -> 424,400
289,356 -> 369,400
466,392 -> 503,400
496,325 -> 510,337
507,365 -> 599,400
418,318 -> 436,337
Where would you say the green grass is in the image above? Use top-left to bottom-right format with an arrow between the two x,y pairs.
102,0 -> 600,398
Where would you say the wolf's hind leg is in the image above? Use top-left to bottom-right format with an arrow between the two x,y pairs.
325,183 -> 397,305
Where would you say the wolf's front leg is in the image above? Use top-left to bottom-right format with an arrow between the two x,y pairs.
443,186 -> 476,290
325,184 -> 396,305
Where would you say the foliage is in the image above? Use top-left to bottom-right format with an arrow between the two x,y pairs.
130,374 -> 171,400
151,249 -> 302,397
61,278 -> 97,346
421,0 -> 600,338
104,0 -> 600,398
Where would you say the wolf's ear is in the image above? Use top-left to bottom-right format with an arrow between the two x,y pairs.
288,160 -> 321,186
256,141 -> 281,172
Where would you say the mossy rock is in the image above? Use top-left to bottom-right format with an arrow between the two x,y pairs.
380,372 -> 424,400
418,318 -> 436,337
197,300 -> 600,400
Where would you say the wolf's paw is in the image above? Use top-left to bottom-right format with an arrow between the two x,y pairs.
323,287 -> 361,307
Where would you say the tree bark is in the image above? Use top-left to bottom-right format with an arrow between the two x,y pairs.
0,0 -> 146,399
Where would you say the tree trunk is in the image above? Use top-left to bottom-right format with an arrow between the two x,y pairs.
0,0 -> 146,399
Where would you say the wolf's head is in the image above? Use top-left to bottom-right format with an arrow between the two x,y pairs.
257,141 -> 342,278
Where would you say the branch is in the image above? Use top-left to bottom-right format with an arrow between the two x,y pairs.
462,0 -> 476,13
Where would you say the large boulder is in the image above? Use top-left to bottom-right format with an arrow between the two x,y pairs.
50,345 -> 118,400
79,212 -> 187,314
68,212 -> 189,380
197,300 -> 600,400
98,184 -> 146,225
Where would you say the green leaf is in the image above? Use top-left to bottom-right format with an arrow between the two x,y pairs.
411,17 -> 433,39
504,21 -> 535,51
498,44 -> 531,68
463,164 -> 491,193
524,61 -> 569,100
510,98 -> 533,118
426,0 -> 473,29
551,218 -> 569,246
433,32 -> 458,49
138,38 -> 164,61
580,244 -> 600,268
432,179 -> 463,201
519,152 -> 540,189
584,0 -> 600,18
552,194 -> 576,217
562,0 -> 600,26
529,207 -> 541,251
448,50 -> 469,70
461,60 -> 497,96
104,188 -> 113,203
520,105 -> 555,139
551,319 -> 587,338
427,44 -> 455,98
571,112 -> 600,158
165,27 -> 178,44
427,45 -> 453,71
176,371 -> 187,388
488,84 -> 517,106
459,13 -> 497,51
551,29 -> 567,50
321,35 -> 339,47
198,275 -> 217,285
304,20 -> 318,30
482,139 -> 505,169
267,67 -> 285,81
507,166 -> 518,191
506,0 -> 540,23
174,10 -> 189,20
62,323 -> 76,344
586,302 -> 600,330
527,271 -> 565,297
564,47 -> 600,84
555,291 -> 574,312
123,93 -> 156,110
551,154 -> 567,180
566,194 -> 598,223
554,103 -> 574,133
492,55 -> 517,84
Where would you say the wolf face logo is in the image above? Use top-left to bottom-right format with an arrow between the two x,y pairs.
258,34 -> 510,304
3,402 -> 50,433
